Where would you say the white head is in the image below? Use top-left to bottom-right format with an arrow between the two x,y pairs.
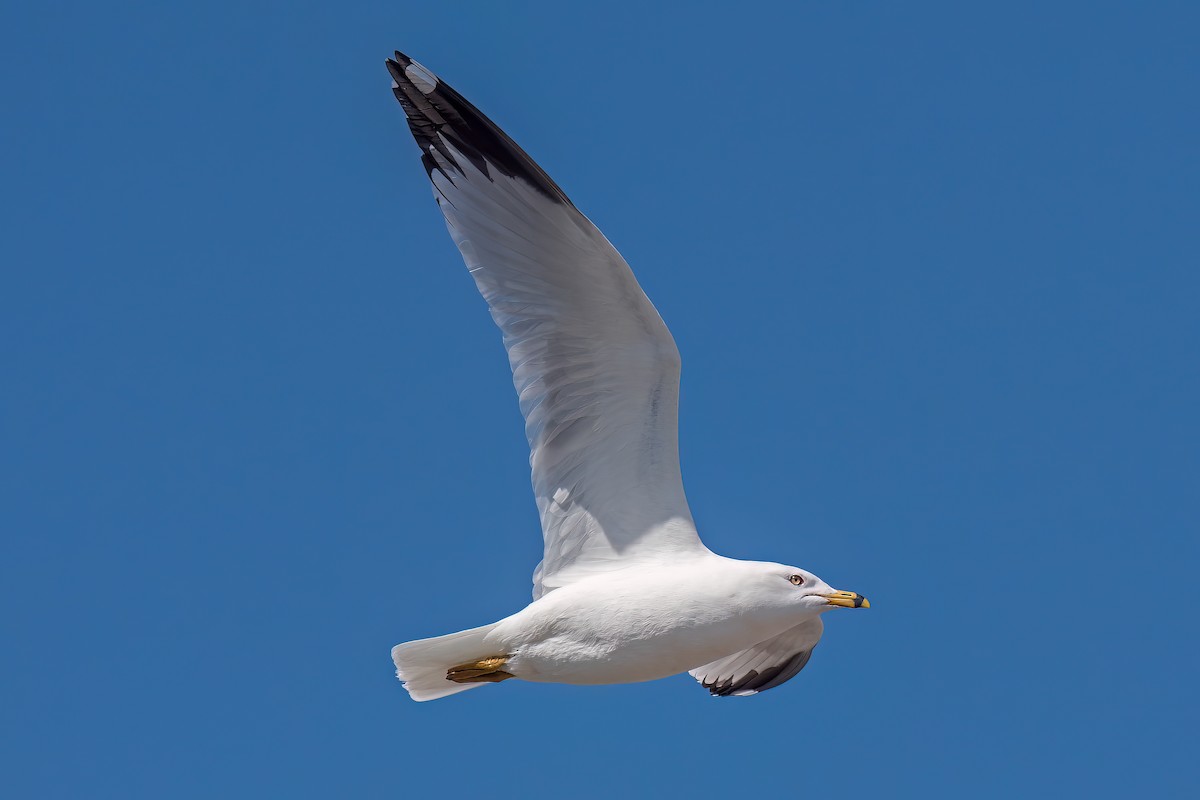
740,561 -> 870,617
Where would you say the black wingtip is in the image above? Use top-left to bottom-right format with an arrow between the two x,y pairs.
388,51 -> 414,74
384,58 -> 404,83
701,648 -> 816,697
383,49 -> 574,207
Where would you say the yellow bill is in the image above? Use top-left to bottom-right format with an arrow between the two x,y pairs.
822,590 -> 870,609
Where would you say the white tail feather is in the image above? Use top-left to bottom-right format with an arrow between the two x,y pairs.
391,622 -> 503,702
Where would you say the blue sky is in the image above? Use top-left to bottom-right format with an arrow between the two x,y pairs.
2,1 -> 1197,796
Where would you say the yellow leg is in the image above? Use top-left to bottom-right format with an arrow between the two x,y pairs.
446,656 -> 514,684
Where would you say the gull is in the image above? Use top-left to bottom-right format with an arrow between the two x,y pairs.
386,51 -> 869,701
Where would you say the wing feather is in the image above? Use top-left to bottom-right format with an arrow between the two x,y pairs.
387,52 -> 707,597
690,618 -> 824,697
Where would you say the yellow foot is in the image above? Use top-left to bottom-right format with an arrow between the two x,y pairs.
446,656 -> 514,684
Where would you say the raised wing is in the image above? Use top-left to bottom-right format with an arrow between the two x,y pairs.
690,618 -> 824,697
386,52 -> 707,598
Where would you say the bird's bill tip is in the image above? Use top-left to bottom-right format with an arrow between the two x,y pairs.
822,590 -> 869,609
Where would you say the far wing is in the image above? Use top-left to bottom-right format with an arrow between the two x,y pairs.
690,618 -> 824,697
386,52 -> 707,598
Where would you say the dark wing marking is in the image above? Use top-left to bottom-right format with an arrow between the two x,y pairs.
386,51 -> 573,206
690,618 -> 824,698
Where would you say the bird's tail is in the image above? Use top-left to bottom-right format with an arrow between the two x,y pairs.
391,621 -> 507,702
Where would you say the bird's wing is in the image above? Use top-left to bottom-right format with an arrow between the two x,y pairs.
387,52 -> 707,598
689,618 -> 824,697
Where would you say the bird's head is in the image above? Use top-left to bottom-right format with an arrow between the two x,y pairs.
747,562 -> 870,615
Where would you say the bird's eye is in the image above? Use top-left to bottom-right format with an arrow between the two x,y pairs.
788,574 -> 805,586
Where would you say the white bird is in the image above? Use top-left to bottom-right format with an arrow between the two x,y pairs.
386,51 -> 869,701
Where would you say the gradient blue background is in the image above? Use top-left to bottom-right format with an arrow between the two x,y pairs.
3,1 -> 1197,796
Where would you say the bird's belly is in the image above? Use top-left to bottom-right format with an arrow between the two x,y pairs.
494,584 -> 794,685
510,632 -> 718,685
